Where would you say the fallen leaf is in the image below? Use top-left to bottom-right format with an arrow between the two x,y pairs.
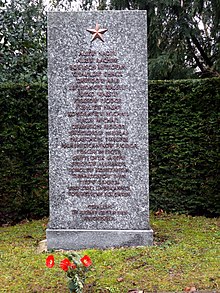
154,209 -> 164,216
19,219 -> 29,225
184,286 -> 196,292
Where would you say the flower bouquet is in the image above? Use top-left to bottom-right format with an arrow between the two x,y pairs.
46,252 -> 92,293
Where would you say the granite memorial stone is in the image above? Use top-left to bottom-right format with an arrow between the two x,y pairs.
47,11 -> 153,249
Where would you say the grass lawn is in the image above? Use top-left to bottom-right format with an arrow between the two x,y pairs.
0,213 -> 219,292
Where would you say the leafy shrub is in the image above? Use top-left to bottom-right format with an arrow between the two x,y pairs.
0,83 -> 48,224
149,78 -> 220,216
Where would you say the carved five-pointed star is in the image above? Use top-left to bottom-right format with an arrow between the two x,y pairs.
86,23 -> 108,42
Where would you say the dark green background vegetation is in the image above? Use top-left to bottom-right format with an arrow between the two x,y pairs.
0,78 -> 219,225
149,78 -> 220,216
1,0 -> 219,83
0,83 -> 48,224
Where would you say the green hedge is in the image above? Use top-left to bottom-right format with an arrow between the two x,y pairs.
0,79 -> 219,224
0,83 -> 48,224
149,78 -> 220,216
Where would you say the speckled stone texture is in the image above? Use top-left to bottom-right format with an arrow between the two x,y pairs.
47,11 -> 153,250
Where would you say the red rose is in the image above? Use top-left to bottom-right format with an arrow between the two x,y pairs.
60,258 -> 72,271
46,255 -> 55,268
80,255 -> 92,267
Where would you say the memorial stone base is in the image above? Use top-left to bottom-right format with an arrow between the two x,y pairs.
47,229 -> 153,250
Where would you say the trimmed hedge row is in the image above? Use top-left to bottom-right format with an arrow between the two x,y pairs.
149,78 -> 220,216
0,84 -> 48,224
0,79 -> 219,224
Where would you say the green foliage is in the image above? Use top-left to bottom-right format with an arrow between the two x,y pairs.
1,0 -> 219,81
59,0 -> 220,79
0,214 -> 219,292
144,0 -> 220,79
0,83 -> 48,224
149,78 -> 220,215
66,254 -> 90,293
0,0 -> 47,83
